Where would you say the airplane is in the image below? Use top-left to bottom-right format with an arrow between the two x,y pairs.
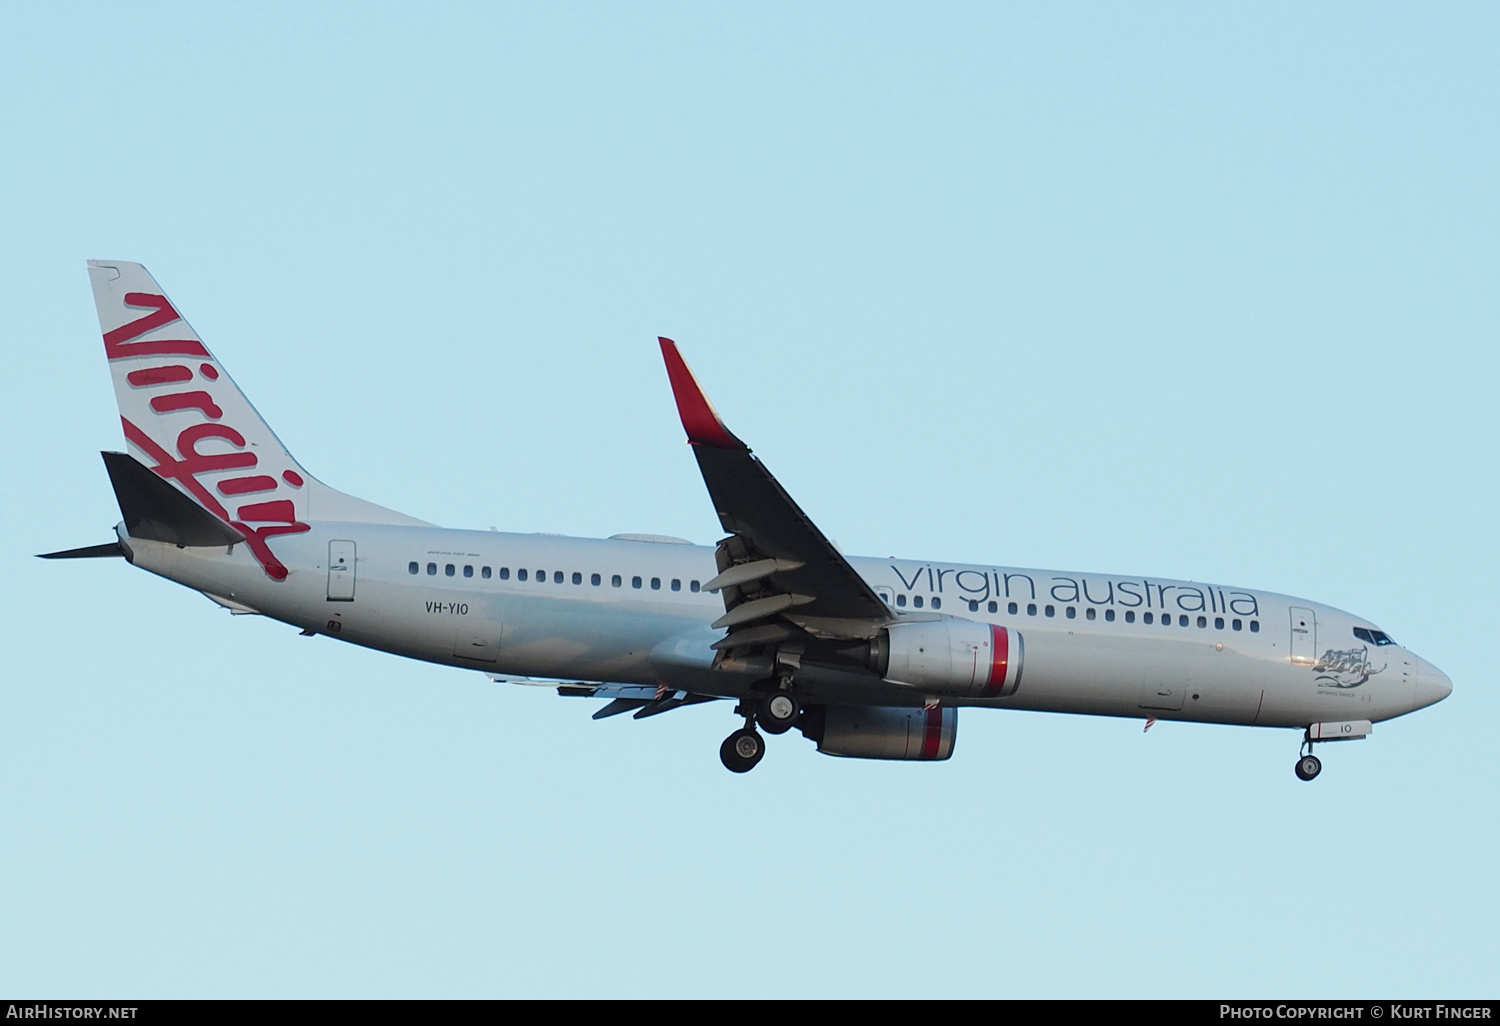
41,261 -> 1452,780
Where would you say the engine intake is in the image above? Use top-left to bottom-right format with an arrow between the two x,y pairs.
801,705 -> 957,761
870,620 -> 1023,699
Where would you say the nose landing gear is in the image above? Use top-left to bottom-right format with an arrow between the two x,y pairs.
1295,754 -> 1322,781
1294,728 -> 1325,781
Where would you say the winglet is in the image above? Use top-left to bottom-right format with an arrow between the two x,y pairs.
658,338 -> 742,449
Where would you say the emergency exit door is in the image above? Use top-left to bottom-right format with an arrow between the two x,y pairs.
327,540 -> 356,601
1289,606 -> 1316,665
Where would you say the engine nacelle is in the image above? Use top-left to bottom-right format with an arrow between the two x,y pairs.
871,620 -> 1023,698
802,705 -> 958,761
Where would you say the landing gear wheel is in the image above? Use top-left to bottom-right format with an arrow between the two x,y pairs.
757,691 -> 799,735
1295,754 -> 1322,781
720,728 -> 765,773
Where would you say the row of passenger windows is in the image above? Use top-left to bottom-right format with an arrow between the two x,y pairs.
955,597 -> 1260,632
407,558 -> 1264,633
409,561 -> 702,593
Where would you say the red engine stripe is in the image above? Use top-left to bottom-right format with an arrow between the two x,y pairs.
920,706 -> 943,760
982,624 -> 1009,697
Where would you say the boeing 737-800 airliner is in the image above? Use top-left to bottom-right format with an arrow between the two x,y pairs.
42,261 -> 1452,779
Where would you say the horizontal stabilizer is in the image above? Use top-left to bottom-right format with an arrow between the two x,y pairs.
632,692 -> 718,719
593,698 -> 653,719
36,542 -> 124,559
102,451 -> 243,548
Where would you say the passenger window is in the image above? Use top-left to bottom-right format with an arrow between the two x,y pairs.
672,579 -> 681,591
1214,616 -> 1223,629
1105,609 -> 1116,622
464,565 -> 473,578
989,601 -> 999,614
968,600 -> 979,612
1044,605 -> 1055,617
1085,608 -> 1095,621
408,561 -> 418,575
690,580 -> 701,593
518,569 -> 528,581
1144,612 -> 1154,625
1250,620 -> 1260,633
1180,615 -> 1190,627
1125,610 -> 1135,623
445,564 -> 455,577
897,594 -> 907,607
1066,606 -> 1076,619
612,574 -> 622,587
632,576 -> 642,589
1027,603 -> 1037,616
427,563 -> 437,576
1007,602 -> 1017,614
932,597 -> 941,609
591,573 -> 601,586
1232,619 -> 1242,631
913,596 -> 924,608
651,577 -> 661,590
482,566 -> 492,579
500,567 -> 510,580
554,571 -> 564,584
1196,615 -> 1206,628
572,572 -> 582,585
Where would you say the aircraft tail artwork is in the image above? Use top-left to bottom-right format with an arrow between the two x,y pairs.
85,261 -> 426,579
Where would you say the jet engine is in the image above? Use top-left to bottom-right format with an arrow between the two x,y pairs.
868,620 -> 1023,699
800,705 -> 958,761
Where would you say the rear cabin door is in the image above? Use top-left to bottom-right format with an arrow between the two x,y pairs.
1289,606 -> 1317,665
327,540 -> 356,601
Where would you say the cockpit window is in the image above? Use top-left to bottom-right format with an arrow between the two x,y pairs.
1353,626 -> 1398,646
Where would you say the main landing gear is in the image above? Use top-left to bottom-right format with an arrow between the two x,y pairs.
719,687 -> 802,772
720,728 -> 764,773
757,689 -> 800,735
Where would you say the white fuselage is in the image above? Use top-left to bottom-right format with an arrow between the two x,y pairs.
119,521 -> 1448,731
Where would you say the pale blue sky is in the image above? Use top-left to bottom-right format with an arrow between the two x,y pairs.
2,2 -> 1496,997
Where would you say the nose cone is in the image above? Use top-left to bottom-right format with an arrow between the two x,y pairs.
1413,657 -> 1453,711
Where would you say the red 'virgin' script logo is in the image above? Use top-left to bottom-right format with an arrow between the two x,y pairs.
108,292 -> 309,581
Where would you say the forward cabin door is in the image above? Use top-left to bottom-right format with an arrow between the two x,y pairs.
1289,606 -> 1316,665
327,540 -> 357,601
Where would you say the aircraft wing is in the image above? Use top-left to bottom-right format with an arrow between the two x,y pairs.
659,338 -> 893,649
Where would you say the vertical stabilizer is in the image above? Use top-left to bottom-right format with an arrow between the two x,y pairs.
87,261 -> 427,579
